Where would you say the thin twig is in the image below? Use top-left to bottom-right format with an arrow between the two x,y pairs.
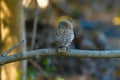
0,49 -> 120,66
1,40 -> 24,56
21,60 -> 27,80
21,27 -> 27,80
31,7 -> 40,49
29,60 -> 49,78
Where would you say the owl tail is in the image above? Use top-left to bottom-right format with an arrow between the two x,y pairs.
58,47 -> 66,53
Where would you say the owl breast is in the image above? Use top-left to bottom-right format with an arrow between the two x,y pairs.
55,28 -> 74,48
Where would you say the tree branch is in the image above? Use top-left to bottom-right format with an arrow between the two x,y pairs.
0,49 -> 120,66
1,40 -> 24,56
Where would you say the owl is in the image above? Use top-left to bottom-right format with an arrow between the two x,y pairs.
55,20 -> 74,52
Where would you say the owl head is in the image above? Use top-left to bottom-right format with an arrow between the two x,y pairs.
58,20 -> 73,29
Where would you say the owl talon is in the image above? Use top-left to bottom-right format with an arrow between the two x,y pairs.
67,47 -> 71,52
58,48 -> 66,53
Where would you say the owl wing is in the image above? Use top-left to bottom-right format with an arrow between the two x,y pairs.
62,30 -> 74,47
55,29 -> 64,47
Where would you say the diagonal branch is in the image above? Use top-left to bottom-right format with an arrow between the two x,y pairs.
1,40 -> 24,56
0,49 -> 120,66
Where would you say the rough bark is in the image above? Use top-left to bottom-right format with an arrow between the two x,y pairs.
0,49 -> 120,66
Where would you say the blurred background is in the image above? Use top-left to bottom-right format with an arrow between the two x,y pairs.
1,0 -> 120,80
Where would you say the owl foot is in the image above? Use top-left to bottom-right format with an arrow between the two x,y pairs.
58,48 -> 66,53
66,46 -> 71,52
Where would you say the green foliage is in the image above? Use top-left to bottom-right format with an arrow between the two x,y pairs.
16,71 -> 21,80
42,57 -> 57,75
27,68 -> 36,80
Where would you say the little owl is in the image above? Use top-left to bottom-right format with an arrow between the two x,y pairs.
55,20 -> 74,52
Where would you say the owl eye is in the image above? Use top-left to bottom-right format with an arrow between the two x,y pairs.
58,22 -> 67,28
59,22 -> 68,28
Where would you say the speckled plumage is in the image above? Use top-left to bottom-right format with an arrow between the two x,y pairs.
55,20 -> 74,52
